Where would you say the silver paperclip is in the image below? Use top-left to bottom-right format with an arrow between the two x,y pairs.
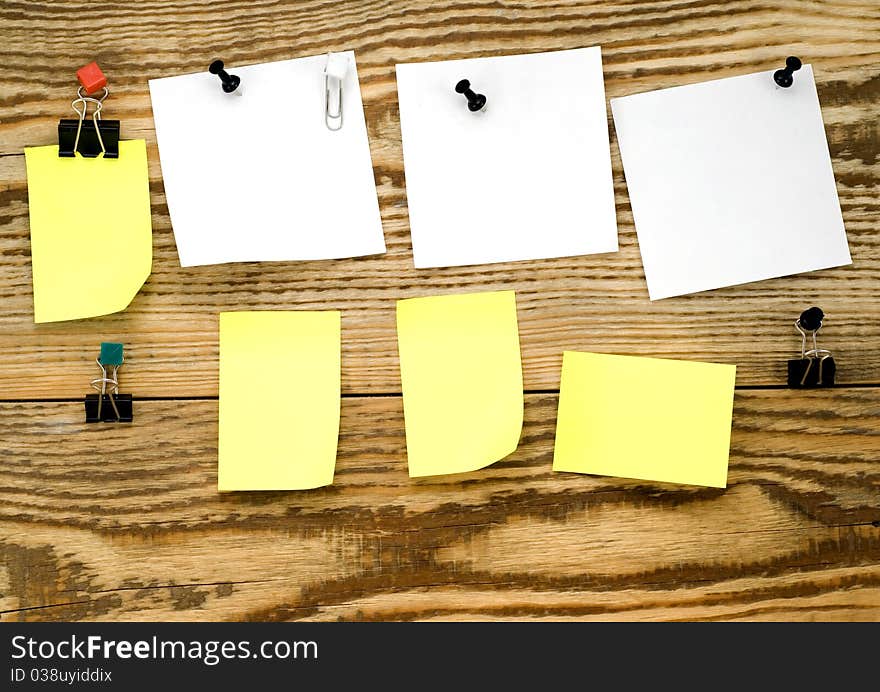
324,52 -> 349,131
71,86 -> 110,156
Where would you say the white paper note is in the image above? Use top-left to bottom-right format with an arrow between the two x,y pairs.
395,47 -> 618,268
611,64 -> 851,300
149,51 -> 385,266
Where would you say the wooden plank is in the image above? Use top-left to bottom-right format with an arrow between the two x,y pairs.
0,1 -> 878,397
1,390 -> 878,621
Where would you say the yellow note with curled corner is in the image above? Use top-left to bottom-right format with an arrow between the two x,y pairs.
397,290 -> 524,477
24,140 -> 152,323
219,311 -> 342,491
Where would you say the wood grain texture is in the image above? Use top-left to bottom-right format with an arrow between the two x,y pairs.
0,0 -> 878,622
0,0 -> 878,396
0,391 -> 878,622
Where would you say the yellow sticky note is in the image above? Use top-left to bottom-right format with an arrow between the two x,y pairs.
397,290 -> 523,477
553,352 -> 736,488
24,141 -> 153,323
219,311 -> 341,491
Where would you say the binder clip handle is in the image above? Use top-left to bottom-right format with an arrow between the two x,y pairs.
788,306 -> 835,388
71,89 -> 108,156
795,306 -> 826,359
85,343 -> 132,423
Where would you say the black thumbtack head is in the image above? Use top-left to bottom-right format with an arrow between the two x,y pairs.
209,59 -> 241,94
773,56 -> 802,88
799,306 -> 824,332
455,79 -> 487,112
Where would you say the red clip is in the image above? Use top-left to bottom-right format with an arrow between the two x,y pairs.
76,62 -> 108,95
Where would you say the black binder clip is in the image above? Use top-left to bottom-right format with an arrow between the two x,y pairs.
85,343 -> 133,423
787,307 -> 835,388
58,87 -> 119,158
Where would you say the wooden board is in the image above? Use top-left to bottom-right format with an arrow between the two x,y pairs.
2,391 -> 879,622
1,0 -> 879,397
0,0 -> 878,621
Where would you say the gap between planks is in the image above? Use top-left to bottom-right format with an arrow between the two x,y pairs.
2,382 -> 880,405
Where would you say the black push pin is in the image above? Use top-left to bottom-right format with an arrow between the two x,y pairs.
799,306 -> 824,332
455,79 -> 487,112
209,59 -> 241,94
773,56 -> 802,88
